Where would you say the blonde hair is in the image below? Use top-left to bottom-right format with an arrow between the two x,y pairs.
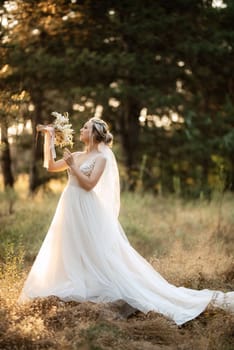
89,118 -> 113,146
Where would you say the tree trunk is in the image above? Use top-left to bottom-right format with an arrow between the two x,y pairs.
0,119 -> 14,189
119,99 -> 141,190
228,153 -> 234,192
29,92 -> 44,193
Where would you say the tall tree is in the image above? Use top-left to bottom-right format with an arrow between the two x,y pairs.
0,117 -> 14,189
1,0 -> 233,194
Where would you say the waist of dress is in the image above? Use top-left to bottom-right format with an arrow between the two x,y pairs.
67,178 -> 91,191
67,178 -> 81,188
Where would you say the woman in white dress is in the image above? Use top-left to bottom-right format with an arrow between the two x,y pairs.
19,118 -> 234,326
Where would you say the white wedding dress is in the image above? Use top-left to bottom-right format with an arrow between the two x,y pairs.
19,145 -> 234,326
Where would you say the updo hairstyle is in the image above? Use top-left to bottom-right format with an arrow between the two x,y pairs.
90,118 -> 113,146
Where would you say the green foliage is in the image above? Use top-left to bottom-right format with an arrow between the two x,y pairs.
0,0 -> 234,196
0,192 -> 59,262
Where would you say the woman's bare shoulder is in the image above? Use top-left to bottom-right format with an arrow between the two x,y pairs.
96,152 -> 107,161
94,154 -> 107,168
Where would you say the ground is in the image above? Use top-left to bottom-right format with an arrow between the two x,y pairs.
0,185 -> 233,349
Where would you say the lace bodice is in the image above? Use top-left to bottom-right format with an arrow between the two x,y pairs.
68,154 -> 96,187
79,158 -> 96,177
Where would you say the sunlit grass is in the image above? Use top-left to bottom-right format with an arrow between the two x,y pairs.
120,191 -> 234,256
0,180 -> 233,349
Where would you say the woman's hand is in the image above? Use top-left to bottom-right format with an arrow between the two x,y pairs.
63,148 -> 74,167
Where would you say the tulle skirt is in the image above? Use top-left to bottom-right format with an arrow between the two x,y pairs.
19,182 -> 232,325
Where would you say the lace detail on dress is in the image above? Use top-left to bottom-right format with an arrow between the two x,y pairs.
211,291 -> 234,312
79,158 -> 96,177
67,155 -> 97,187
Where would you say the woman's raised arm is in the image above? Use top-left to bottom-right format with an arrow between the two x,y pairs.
43,130 -> 68,172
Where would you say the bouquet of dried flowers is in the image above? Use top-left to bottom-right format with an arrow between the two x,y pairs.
37,111 -> 74,148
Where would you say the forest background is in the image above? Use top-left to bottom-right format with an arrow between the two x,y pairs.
0,1 -> 234,349
0,0 -> 234,197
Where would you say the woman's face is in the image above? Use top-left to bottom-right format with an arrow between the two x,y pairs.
79,121 -> 92,144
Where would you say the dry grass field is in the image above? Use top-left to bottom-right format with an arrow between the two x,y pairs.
0,178 -> 233,349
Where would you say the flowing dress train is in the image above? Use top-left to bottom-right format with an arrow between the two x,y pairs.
19,151 -> 234,326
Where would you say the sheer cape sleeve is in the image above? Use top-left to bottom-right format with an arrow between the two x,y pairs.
93,143 -> 120,218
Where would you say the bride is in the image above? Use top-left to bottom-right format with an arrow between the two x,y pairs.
19,117 -> 234,326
